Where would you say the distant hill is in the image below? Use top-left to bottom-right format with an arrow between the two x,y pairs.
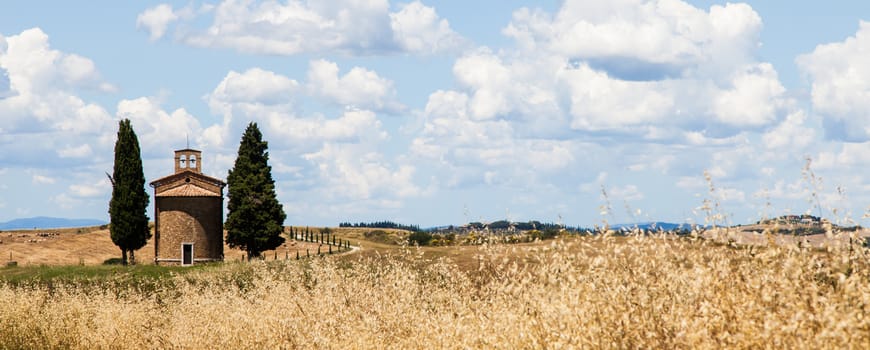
610,222 -> 695,231
0,216 -> 107,230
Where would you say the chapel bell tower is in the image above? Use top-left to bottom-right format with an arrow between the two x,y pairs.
174,149 -> 202,174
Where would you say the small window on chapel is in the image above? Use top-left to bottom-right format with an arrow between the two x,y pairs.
179,155 -> 187,168
189,155 -> 197,169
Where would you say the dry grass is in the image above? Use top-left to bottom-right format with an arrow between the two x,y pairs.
2,233 -> 869,349
0,227 -> 343,266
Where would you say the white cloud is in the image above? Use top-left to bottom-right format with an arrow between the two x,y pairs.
306,59 -> 403,112
762,110 -> 815,151
452,50 -> 514,120
797,21 -> 870,141
504,0 -> 761,78
712,63 -> 785,127
0,28 -> 115,167
436,14 -> 787,138
0,34 -> 10,99
69,180 -> 107,198
609,184 -> 644,201
814,142 -> 870,170
561,62 -> 674,130
57,144 -> 93,158
137,4 -> 179,41
116,97 -> 203,155
204,68 -> 299,148
717,187 -> 746,203
390,1 -> 465,54
0,28 -> 113,93
303,143 -> 422,200
412,85 -> 580,189
199,65 -> 419,211
676,176 -> 705,190
148,0 -> 463,55
266,108 -> 387,145
205,65 -> 395,152
32,174 -> 56,185
209,68 -> 298,106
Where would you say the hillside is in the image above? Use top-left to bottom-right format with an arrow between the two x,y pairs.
0,226 -> 344,266
0,217 -> 107,230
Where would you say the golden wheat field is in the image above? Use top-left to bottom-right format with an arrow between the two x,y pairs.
0,226 -> 351,266
1,232 -> 869,349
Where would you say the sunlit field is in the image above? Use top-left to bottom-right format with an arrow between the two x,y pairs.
2,232 -> 869,349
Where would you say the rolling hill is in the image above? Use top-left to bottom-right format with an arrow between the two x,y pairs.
0,217 -> 107,230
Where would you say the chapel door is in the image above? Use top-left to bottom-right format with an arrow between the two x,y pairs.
182,243 -> 193,266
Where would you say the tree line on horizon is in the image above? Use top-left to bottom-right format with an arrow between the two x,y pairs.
108,120 -> 284,264
338,221 -> 422,232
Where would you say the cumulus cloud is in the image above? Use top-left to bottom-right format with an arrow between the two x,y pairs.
116,97 -> 203,156
389,1 -> 466,54
412,86 -> 580,189
209,67 -> 299,107
814,142 -> 870,170
57,144 -> 94,159
396,0 -> 806,219
762,111 -> 815,151
609,184 -> 645,202
306,59 -> 403,112
797,21 -> 870,141
205,63 -> 399,151
560,62 -> 674,130
204,68 -> 300,147
303,143 -> 422,200
712,63 -> 786,127
69,181 -> 107,198
0,34 -> 9,99
267,108 -> 387,145
0,27 -> 115,167
421,0 -> 789,147
142,0 -> 464,55
504,0 -> 761,80
198,63 -> 422,211
32,174 -> 56,185
137,4 -> 179,41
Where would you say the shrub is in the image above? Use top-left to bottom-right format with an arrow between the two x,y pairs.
102,257 -> 124,265
364,230 -> 387,238
408,231 -> 432,246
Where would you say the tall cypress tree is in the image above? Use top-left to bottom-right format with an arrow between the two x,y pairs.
108,119 -> 150,265
226,122 -> 286,260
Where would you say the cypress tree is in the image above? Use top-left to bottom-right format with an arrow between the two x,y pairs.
108,119 -> 150,265
225,122 -> 286,260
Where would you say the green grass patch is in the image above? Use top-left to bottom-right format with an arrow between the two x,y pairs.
0,263 -> 219,288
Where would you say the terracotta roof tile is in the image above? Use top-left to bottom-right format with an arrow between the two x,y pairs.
157,183 -> 221,197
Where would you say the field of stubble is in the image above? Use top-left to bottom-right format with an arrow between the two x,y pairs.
1,233 -> 869,349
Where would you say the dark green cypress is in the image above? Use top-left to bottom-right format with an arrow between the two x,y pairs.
225,122 -> 286,260
108,119 -> 150,265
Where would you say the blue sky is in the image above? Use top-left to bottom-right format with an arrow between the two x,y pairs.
2,1 -> 870,228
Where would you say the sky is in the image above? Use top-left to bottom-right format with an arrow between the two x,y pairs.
2,1 -> 870,228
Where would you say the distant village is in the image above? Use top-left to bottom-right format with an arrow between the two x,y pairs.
757,214 -> 825,227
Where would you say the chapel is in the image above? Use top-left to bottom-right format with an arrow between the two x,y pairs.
149,149 -> 226,265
